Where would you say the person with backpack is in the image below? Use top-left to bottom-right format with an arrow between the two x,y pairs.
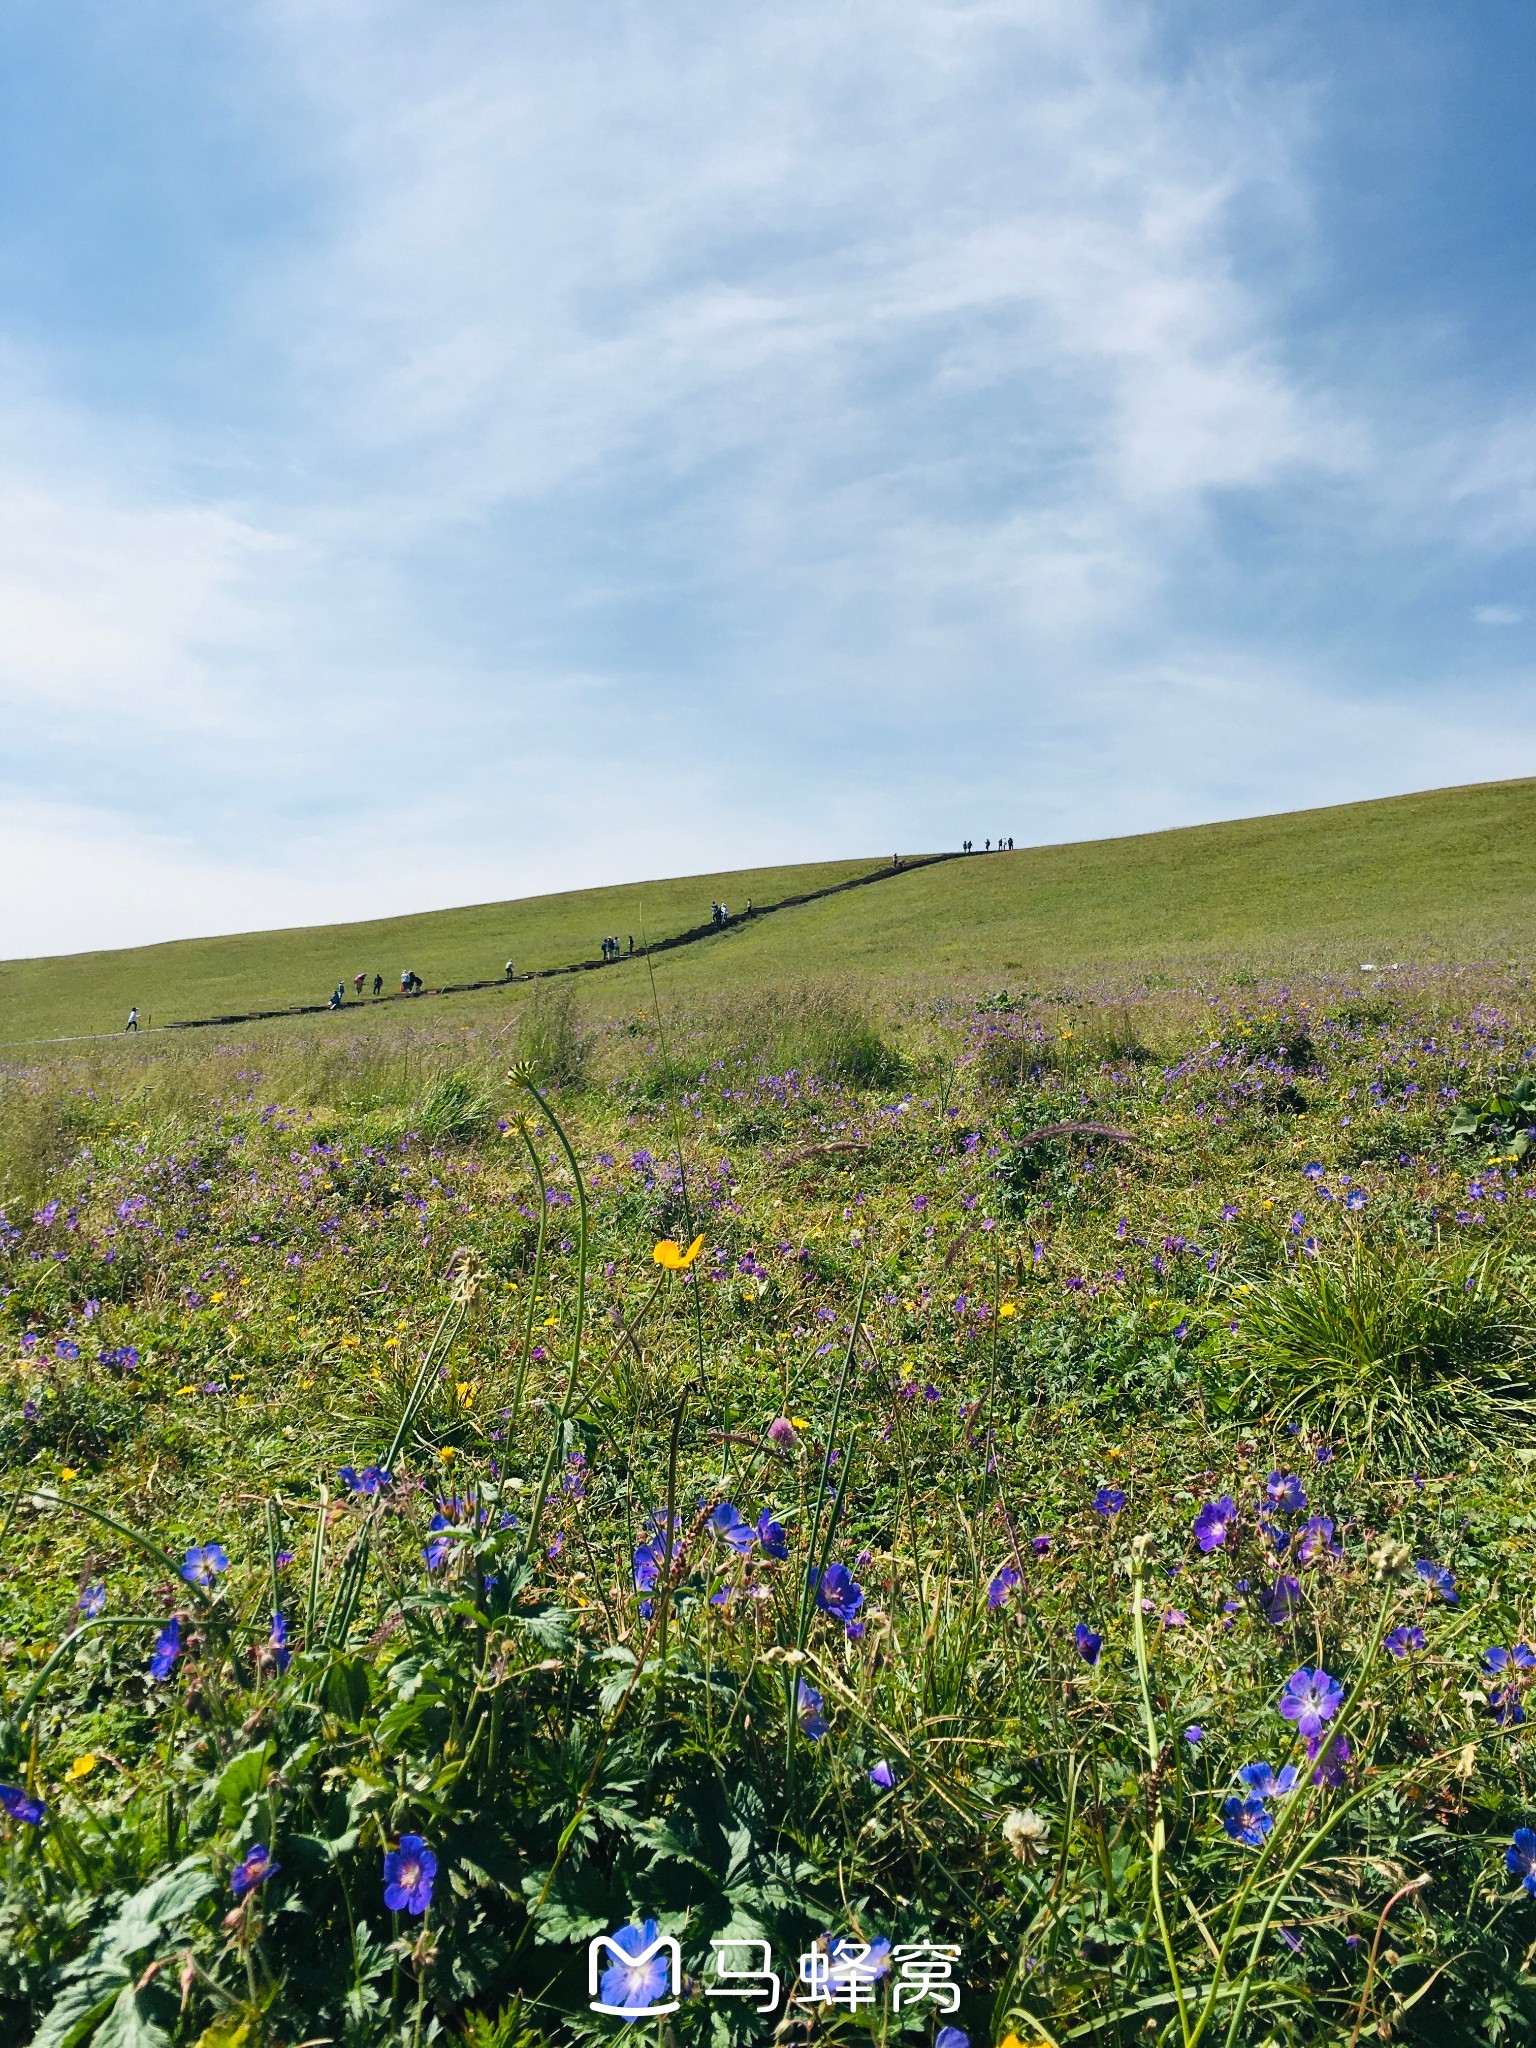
373,973 -> 383,995
125,1007 -> 139,1032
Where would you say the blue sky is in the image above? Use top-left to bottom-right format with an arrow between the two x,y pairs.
4,0 -> 1535,955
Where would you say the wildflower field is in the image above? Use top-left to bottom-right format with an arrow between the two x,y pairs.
6,970 -> 1536,2046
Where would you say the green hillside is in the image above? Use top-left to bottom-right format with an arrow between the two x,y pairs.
5,776 -> 1536,1044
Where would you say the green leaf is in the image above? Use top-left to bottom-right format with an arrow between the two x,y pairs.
29,1978 -> 127,2048
90,1984 -> 175,2048
318,1653 -> 373,1724
212,1743 -> 272,1828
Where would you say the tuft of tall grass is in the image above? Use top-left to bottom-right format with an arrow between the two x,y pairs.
1229,1241 -> 1536,1463
516,984 -> 588,1087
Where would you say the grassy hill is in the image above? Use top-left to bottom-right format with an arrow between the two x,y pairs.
6,776 -> 1536,1044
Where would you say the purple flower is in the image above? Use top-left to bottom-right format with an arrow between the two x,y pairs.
812,1563 -> 864,1625
1384,1625 -> 1424,1659
1222,1796 -> 1272,1847
1093,1487 -> 1125,1516
1507,1829 -> 1536,1898
423,1535 -> 455,1571
77,1584 -> 107,1618
1415,1559 -> 1457,1605
1278,1666 -> 1344,1740
1238,1761 -> 1298,1799
709,1503 -> 757,1554
1344,1189 -> 1368,1211
767,1417 -> 798,1450
1265,1472 -> 1307,1515
231,1842 -> 278,1898
1032,1534 -> 1052,1555
1260,1575 -> 1302,1625
266,1613 -> 291,1674
756,1512 -> 788,1559
1296,1517 -> 1341,1566
1074,1623 -> 1102,1666
1302,1163 -> 1324,1181
869,1759 -> 895,1789
797,1680 -> 829,1740
149,1618 -> 181,1680
0,1783 -> 45,1826
1192,1497 -> 1237,1552
1490,1687 -> 1526,1728
937,2031 -> 968,2048
382,1833 -> 437,1915
339,1464 -> 392,1495
598,1918 -> 673,2012
1485,1645 -> 1536,1673
988,1565 -> 1021,1610
827,1935 -> 891,1988
181,1543 -> 230,1590
1184,1725 -> 1204,1745
1305,1730 -> 1351,1788
632,1540 -> 666,1592
55,1340 -> 78,1361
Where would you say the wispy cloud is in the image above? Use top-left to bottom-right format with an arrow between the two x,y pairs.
2,0 -> 1534,953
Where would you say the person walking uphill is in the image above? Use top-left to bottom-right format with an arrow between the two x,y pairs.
124,1007 -> 139,1032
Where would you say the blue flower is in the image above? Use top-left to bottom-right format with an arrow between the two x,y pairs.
1384,1625 -> 1424,1659
1485,1644 -> 1536,1672
1192,1497 -> 1237,1552
1074,1623 -> 1102,1665
1238,1761 -> 1298,1799
148,1618 -> 181,1680
987,1564 -> 1021,1609
1093,1487 -> 1126,1516
709,1503 -> 757,1554
1296,1516 -> 1341,1566
339,1464 -> 391,1495
1265,1472 -> 1307,1515
1222,1796 -> 1272,1847
1260,1574 -> 1302,1625
0,1784 -> 46,1826
1305,1730 -> 1351,1788
1183,1725 -> 1204,1745
826,1935 -> 891,1989
756,1512 -> 789,1559
1490,1687 -> 1526,1728
1507,1829 -> 1536,1898
936,2030 -> 969,2048
1344,1189 -> 1368,1211
1278,1666 -> 1344,1740
231,1842 -> 278,1898
382,1833 -> 437,1914
181,1543 -> 230,1590
797,1680 -> 829,1740
1415,1559 -> 1457,1604
423,1535 -> 455,1571
869,1759 -> 895,1788
77,1584 -> 106,1618
632,1540 -> 665,1592
812,1563 -> 865,1625
266,1613 -> 291,1674
599,1918 -> 673,2013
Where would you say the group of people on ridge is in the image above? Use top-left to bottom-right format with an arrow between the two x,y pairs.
600,936 -> 633,961
962,836 -> 1013,853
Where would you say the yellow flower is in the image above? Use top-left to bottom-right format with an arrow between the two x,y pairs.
175,1385 -> 197,1396
790,1416 -> 810,1430
211,1290 -> 226,1304
455,1381 -> 476,1407
59,1467 -> 77,1482
652,1234 -> 706,1271
998,1302 -> 1018,1318
65,1754 -> 97,1782
439,1447 -> 456,1463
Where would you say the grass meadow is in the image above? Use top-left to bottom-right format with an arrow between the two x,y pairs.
6,950 -> 1536,2047
10,776 -> 1536,1043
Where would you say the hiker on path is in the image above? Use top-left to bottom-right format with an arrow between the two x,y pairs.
354,972 -> 365,995
505,960 -> 515,981
627,934 -> 634,954
125,1007 -> 139,1032
328,986 -> 343,1011
373,973 -> 383,995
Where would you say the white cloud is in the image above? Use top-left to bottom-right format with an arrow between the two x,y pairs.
1473,604 -> 1524,626
3,0 -> 1536,956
